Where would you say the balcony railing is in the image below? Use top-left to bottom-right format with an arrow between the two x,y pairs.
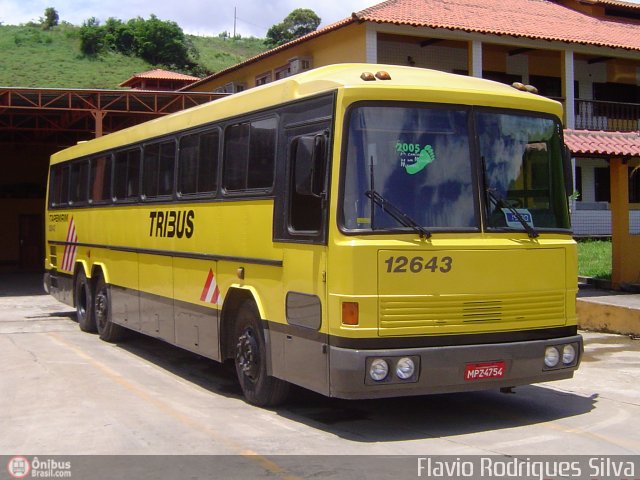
552,98 -> 640,132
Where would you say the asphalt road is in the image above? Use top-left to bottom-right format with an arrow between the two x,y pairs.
1,274 -> 639,479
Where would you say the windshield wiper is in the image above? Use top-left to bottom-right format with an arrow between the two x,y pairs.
485,188 -> 539,239
365,190 -> 431,239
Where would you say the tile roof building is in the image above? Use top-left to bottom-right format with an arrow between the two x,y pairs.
120,69 -> 200,91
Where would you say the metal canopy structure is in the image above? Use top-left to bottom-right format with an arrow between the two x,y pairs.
0,87 -> 224,146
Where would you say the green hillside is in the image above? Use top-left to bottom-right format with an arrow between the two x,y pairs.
0,23 -> 267,89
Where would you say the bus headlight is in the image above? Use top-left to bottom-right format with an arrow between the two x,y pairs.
369,359 -> 389,381
544,346 -> 560,368
562,344 -> 577,365
396,357 -> 415,380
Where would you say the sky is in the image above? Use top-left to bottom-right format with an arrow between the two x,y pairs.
0,0 -> 377,38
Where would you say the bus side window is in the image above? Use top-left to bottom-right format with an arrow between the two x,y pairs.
143,140 -> 176,198
114,149 -> 140,201
69,160 -> 89,205
90,154 -> 112,203
49,164 -> 69,208
289,132 -> 327,232
179,129 -> 219,196
223,117 -> 276,192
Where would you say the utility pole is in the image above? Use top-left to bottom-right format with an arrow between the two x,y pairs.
233,7 -> 237,38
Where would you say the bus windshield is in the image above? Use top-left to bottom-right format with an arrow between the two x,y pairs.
341,104 -> 570,233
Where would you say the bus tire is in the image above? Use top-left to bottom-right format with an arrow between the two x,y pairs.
234,300 -> 289,407
75,270 -> 96,332
94,275 -> 125,343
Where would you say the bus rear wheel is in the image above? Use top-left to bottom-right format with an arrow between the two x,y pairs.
94,275 -> 125,343
234,300 -> 289,407
75,270 -> 96,332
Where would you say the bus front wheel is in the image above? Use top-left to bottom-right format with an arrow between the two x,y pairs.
234,300 -> 289,407
94,275 -> 125,343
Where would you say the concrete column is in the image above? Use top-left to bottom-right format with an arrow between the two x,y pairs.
562,50 -> 575,129
469,40 -> 482,78
365,24 -> 378,64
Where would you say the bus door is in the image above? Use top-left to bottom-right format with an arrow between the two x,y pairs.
278,124 -> 330,394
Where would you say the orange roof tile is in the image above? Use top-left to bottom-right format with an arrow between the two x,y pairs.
564,129 -> 640,157
120,69 -> 199,88
129,69 -> 199,81
354,0 -> 640,51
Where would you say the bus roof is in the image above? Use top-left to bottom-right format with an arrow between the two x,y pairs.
51,63 -> 563,164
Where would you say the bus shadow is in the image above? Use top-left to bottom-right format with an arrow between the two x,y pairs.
112,332 -> 596,442
114,332 -> 244,399
277,386 -> 597,442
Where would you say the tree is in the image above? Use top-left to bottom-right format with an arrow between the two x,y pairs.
127,15 -> 193,67
79,17 -> 104,56
266,8 -> 320,48
41,7 -> 59,30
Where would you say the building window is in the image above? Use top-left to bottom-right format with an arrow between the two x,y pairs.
630,167 -> 640,203
255,72 -> 272,86
594,167 -> 610,202
274,65 -> 291,80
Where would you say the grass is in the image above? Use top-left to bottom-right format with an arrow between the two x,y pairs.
0,24 -> 267,89
576,239 -> 611,280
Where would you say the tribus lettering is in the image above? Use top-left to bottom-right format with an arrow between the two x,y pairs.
149,210 -> 195,238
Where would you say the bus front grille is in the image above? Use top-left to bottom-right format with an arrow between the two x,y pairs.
379,291 -> 566,335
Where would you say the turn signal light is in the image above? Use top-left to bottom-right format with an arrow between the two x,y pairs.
342,302 -> 359,325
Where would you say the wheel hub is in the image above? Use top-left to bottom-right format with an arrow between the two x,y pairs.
236,330 -> 259,381
95,292 -> 108,326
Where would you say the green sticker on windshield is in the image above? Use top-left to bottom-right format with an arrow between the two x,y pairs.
397,143 -> 435,175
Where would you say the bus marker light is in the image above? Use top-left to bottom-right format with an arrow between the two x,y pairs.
341,302 -> 359,325
375,71 -> 391,80
360,72 -> 376,81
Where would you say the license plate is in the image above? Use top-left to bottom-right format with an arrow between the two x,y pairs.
464,361 -> 506,381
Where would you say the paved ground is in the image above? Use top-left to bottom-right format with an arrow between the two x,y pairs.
2,274 -> 640,478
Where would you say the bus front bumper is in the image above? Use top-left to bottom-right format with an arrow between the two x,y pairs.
328,334 -> 582,399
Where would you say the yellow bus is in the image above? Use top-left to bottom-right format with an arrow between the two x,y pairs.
44,64 -> 582,406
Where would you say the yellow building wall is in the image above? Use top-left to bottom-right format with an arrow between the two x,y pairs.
189,23 -> 367,93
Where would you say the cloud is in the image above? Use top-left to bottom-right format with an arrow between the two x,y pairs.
0,0 -> 377,37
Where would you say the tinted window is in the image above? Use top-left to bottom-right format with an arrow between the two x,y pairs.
49,165 -> 69,207
90,155 -> 112,203
114,149 -> 140,201
179,129 -> 219,196
223,118 -> 276,192
143,141 -> 176,198
342,105 -> 475,231
69,160 -> 89,205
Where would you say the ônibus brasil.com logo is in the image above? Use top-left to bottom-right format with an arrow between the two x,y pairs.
7,456 -> 72,478
7,456 -> 30,479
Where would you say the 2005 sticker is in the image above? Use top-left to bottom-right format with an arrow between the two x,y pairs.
384,255 -> 453,273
